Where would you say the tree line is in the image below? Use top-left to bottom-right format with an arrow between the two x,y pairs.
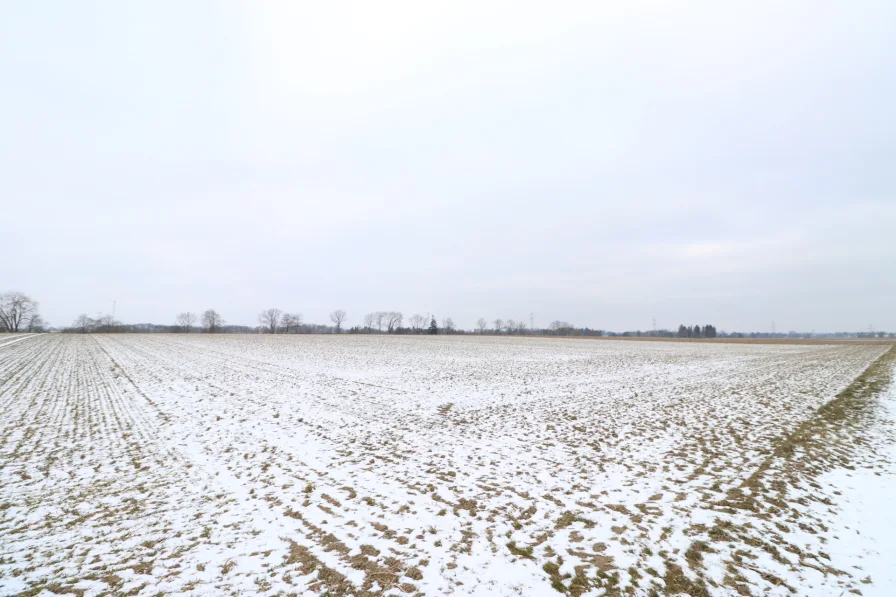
4,290 -> 893,338
677,324 -> 718,338
66,309 -> 588,336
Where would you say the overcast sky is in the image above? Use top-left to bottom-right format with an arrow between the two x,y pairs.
2,1 -> 894,332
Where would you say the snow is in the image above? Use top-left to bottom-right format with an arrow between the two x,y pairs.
0,334 -> 892,596
0,333 -> 40,349
808,382 -> 896,596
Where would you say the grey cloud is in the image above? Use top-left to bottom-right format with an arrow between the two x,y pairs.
1,1 -> 894,332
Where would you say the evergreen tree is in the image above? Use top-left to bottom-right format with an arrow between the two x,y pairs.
694,324 -> 701,338
428,316 -> 438,335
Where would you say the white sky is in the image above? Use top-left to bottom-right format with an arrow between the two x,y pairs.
2,1 -> 894,332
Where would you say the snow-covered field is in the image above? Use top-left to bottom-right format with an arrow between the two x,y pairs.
1,334 -> 893,597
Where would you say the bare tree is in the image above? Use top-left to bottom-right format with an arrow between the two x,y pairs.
281,313 -> 302,334
504,319 -> 516,334
329,309 -> 347,333
0,292 -> 38,332
442,317 -> 455,333
363,312 -> 376,332
69,313 -> 117,333
375,311 -> 386,332
516,320 -> 527,334
74,314 -> 93,333
27,314 -> 46,332
409,314 -> 426,333
259,308 -> 282,333
386,312 -> 403,333
95,314 -> 120,332
550,320 -> 575,335
477,318 -> 487,334
493,318 -> 504,335
201,309 -> 224,333
175,312 -> 196,333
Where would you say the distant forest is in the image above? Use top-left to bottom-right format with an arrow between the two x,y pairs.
2,291 -> 893,339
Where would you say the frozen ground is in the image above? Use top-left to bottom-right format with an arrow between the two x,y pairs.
0,334 -> 893,597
